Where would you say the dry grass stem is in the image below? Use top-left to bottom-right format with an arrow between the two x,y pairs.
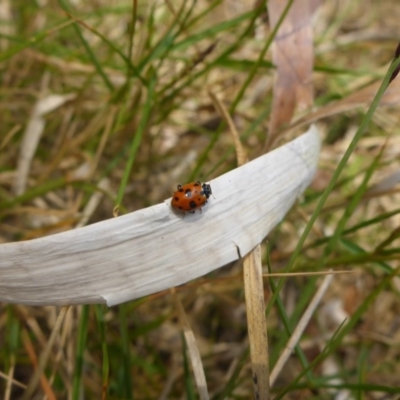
209,90 -> 270,398
263,270 -> 353,278
208,90 -> 248,164
173,290 -> 209,400
22,306 -> 69,400
243,245 -> 270,399
270,272 -> 334,386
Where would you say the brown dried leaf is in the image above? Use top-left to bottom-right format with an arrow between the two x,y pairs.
268,0 -> 320,146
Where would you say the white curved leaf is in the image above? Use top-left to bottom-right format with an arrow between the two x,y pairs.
0,125 -> 321,306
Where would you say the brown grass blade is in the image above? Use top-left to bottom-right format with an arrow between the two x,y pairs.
243,245 -> 270,398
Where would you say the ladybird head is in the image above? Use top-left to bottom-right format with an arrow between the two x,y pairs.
201,183 -> 212,199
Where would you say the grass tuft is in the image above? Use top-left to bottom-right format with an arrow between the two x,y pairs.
1,1 -> 400,398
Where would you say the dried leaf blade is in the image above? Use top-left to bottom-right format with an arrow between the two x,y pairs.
0,126 -> 321,306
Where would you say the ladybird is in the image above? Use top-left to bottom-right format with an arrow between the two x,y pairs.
171,181 -> 212,214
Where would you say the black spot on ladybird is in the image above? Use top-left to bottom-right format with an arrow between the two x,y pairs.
189,201 -> 197,209
174,196 -> 179,201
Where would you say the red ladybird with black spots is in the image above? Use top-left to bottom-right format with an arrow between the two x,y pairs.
171,181 -> 212,214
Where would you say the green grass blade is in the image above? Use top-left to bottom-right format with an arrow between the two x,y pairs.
58,0 -> 115,91
115,72 -> 156,209
118,304 -> 133,399
267,53 -> 400,312
95,305 -> 110,399
230,0 -> 295,113
182,333 -> 196,400
72,305 -> 89,400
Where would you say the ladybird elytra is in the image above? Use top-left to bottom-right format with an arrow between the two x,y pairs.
171,181 -> 212,214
